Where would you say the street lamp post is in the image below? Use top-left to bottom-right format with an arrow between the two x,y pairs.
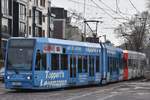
0,0 -> 2,59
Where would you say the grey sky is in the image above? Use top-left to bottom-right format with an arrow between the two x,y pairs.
52,0 -> 147,46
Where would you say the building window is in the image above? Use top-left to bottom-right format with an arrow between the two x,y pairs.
2,0 -> 12,15
40,0 -> 45,7
35,27 -> 42,37
29,10 -> 31,17
2,18 -> 9,34
29,26 -> 31,35
1,18 -> 11,36
19,22 -> 26,37
43,16 -> 45,23
19,4 -> 26,21
42,30 -> 45,37
34,0 -> 38,6
35,10 -> 42,25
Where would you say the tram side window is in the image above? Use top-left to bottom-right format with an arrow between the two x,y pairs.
78,55 -> 82,73
89,56 -> 94,76
96,56 -> 100,72
83,56 -> 88,73
70,55 -> 76,77
35,50 -> 41,70
61,54 -> 68,70
73,56 -> 76,77
41,53 -> 47,70
112,57 -> 115,71
110,57 -> 113,73
108,57 -> 110,72
35,50 -> 47,70
51,54 -> 59,70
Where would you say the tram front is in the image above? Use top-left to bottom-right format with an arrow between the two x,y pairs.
5,38 -> 35,89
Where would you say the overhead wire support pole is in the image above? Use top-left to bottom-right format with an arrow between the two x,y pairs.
83,0 -> 86,41
0,0 -> 2,59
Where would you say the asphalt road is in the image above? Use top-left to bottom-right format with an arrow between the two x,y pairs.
0,79 -> 150,100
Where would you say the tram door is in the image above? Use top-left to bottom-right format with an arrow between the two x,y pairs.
89,56 -> 95,82
34,50 -> 47,86
69,55 -> 77,83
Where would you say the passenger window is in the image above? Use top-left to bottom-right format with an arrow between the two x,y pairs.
83,56 -> 88,73
41,53 -> 47,70
51,54 -> 59,70
61,54 -> 68,70
35,50 -> 41,70
35,50 -> 47,70
70,55 -> 76,78
108,57 -> 110,72
78,55 -> 82,73
96,56 -> 100,72
89,56 -> 94,76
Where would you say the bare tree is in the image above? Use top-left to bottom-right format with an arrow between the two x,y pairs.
115,11 -> 150,51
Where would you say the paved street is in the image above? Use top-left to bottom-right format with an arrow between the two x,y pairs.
0,79 -> 150,100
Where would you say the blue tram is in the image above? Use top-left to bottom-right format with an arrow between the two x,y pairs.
4,37 -> 144,90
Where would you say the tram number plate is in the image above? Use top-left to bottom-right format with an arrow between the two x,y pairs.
12,82 -> 21,86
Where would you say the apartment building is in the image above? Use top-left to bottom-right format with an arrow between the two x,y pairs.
0,0 -> 52,63
27,0 -> 51,37
0,0 -> 13,60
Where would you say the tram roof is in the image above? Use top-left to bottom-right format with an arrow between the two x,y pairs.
10,37 -> 101,48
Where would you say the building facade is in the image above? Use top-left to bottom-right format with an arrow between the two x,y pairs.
51,7 -> 82,41
27,0 -> 51,37
0,0 -> 13,61
0,0 -> 52,66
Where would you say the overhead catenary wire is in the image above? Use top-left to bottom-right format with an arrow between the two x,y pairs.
128,0 -> 140,13
90,0 -> 122,23
115,0 -> 132,16
98,0 -> 129,20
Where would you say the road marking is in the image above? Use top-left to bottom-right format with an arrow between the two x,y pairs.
66,85 -> 125,100
98,94 -> 119,100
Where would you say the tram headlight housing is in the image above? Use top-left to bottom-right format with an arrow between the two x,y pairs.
27,76 -> 31,80
7,76 -> 10,79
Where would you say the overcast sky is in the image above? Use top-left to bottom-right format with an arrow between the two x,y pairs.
51,0 -> 147,46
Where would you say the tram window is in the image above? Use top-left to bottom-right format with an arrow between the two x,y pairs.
51,54 -> 59,70
35,50 -> 41,70
61,54 -> 68,70
70,56 -> 73,77
116,58 -> 119,68
108,57 -> 110,72
70,55 -> 76,77
110,57 -> 113,71
73,56 -> 77,77
92,56 -> 95,76
89,56 -> 94,76
83,56 -> 88,73
78,55 -> 82,73
112,57 -> 114,70
96,56 -> 100,72
41,53 -> 47,70
89,56 -> 92,76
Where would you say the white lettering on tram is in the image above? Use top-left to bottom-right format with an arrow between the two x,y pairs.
40,80 -> 67,87
40,71 -> 67,87
45,71 -> 65,79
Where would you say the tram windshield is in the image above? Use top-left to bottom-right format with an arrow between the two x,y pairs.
6,39 -> 35,71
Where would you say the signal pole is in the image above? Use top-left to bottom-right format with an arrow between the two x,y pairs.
0,0 -> 2,60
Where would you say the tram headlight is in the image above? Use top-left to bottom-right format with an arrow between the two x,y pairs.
7,76 -> 10,79
27,76 -> 31,80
